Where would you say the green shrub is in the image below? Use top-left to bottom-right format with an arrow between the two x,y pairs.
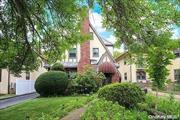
51,63 -> 64,71
98,83 -> 145,108
145,94 -> 180,115
70,66 -> 105,94
35,71 -> 68,96
81,99 -> 148,120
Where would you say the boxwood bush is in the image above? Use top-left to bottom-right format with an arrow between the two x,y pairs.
51,63 -> 64,71
35,71 -> 68,96
98,83 -> 145,108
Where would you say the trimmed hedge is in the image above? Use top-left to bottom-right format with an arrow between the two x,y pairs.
35,71 -> 68,96
98,83 -> 145,108
51,63 -> 64,71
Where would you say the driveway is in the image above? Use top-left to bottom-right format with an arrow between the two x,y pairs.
0,93 -> 39,109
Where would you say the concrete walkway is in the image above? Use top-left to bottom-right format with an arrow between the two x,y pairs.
0,93 -> 39,109
61,105 -> 88,120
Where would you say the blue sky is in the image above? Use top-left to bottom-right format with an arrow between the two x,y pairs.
90,3 -> 180,49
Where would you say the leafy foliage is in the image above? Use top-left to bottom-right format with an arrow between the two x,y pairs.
51,63 -> 64,71
69,66 -> 105,94
98,83 -> 145,108
35,71 -> 68,96
0,0 -> 88,74
81,98 -> 149,120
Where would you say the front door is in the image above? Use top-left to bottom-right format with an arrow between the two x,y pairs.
103,73 -> 112,85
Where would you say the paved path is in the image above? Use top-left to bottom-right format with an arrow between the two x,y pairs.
61,105 -> 88,120
0,93 -> 39,109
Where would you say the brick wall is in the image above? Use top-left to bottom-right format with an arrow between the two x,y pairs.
77,17 -> 91,72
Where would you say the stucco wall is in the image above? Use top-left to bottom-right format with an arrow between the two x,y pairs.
167,57 -> 180,82
0,66 -> 47,94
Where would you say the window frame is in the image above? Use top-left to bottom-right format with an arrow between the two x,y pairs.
69,48 -> 77,59
93,48 -> 99,57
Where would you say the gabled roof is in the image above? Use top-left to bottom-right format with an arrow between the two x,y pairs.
89,23 -> 116,63
115,51 -> 130,62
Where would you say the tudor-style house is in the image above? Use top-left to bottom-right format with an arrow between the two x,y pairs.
116,49 -> 180,83
0,16 -> 120,94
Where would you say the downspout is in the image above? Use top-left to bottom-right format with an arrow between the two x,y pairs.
130,55 -> 132,82
8,69 -> 10,94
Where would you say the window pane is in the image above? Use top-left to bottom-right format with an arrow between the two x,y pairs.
69,48 -> 77,58
93,48 -> 99,57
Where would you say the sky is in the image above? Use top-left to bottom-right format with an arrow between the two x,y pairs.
90,3 -> 180,52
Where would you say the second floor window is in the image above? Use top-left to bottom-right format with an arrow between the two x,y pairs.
174,48 -> 180,58
69,48 -> 77,58
93,48 -> 99,57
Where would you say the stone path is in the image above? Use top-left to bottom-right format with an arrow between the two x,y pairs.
0,92 -> 39,109
61,105 -> 88,120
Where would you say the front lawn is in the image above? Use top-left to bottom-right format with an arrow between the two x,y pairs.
0,96 -> 91,120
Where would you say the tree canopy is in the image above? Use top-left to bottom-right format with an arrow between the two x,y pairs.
0,0 -> 88,74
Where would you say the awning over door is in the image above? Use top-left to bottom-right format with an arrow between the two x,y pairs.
98,62 -> 116,73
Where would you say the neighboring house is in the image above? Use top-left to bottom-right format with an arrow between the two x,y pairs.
0,64 -> 47,94
0,16 -> 120,94
115,49 -> 180,83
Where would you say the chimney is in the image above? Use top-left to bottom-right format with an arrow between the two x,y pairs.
77,14 -> 91,72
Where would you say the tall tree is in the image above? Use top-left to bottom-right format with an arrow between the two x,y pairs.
90,0 -> 180,89
0,0 -> 88,74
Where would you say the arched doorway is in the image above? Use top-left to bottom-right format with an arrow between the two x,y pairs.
99,62 -> 116,85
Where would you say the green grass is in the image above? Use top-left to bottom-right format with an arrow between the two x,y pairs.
0,94 -> 15,100
0,96 -> 91,120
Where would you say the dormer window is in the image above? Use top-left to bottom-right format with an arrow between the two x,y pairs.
69,48 -> 77,58
93,48 -> 99,57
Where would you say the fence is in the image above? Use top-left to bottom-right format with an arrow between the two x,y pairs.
16,80 -> 36,95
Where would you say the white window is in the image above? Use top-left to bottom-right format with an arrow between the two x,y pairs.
93,48 -> 99,57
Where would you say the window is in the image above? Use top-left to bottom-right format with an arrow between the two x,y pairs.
174,69 -> 180,82
90,32 -> 93,39
69,48 -> 77,58
124,61 -> 127,65
124,73 -> 127,80
93,48 -> 99,57
174,48 -> 180,58
0,69 -> 1,82
136,71 -> 146,80
26,71 -> 30,80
